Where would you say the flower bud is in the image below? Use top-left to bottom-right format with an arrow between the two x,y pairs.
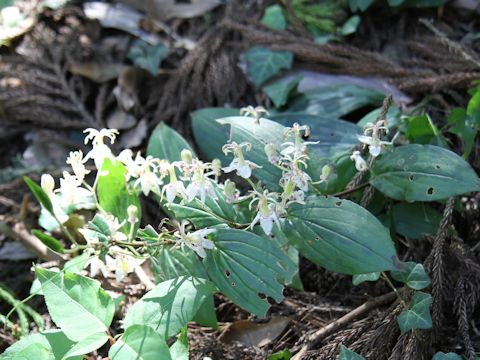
223,179 -> 237,203
212,158 -> 222,175
41,174 -> 55,195
264,143 -> 279,164
181,149 -> 193,164
350,151 -> 368,171
320,164 -> 334,181
127,204 -> 138,225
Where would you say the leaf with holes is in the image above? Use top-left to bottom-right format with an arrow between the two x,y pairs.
284,195 -> 399,275
147,122 -> 195,162
370,145 -> 480,201
123,276 -> 215,339
244,46 -> 293,86
391,262 -> 431,290
339,345 -> 365,360
203,228 -> 296,317
397,291 -> 432,333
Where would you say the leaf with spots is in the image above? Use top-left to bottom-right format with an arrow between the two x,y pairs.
284,195 -> 399,275
370,144 -> 480,201
203,228 -> 296,317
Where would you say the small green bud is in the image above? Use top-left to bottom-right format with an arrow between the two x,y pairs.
264,143 -> 278,164
223,179 -> 237,203
127,204 -> 138,224
181,149 -> 193,164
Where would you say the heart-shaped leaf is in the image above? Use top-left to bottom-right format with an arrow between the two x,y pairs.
397,291 -> 432,333
244,47 -> 293,86
391,262 -> 431,290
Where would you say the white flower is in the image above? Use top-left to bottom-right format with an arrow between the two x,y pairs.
240,105 -> 269,124
41,174 -> 55,196
350,151 -> 368,171
83,128 -> 119,169
281,123 -> 318,157
105,249 -> 143,282
85,253 -> 109,278
249,191 -> 281,235
104,214 -> 128,242
66,150 -> 90,182
184,160 -> 217,203
222,142 -> 260,179
161,162 -> 186,204
357,120 -> 390,157
56,171 -> 92,208
175,221 -> 215,258
118,151 -> 163,196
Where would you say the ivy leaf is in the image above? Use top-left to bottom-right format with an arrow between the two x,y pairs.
24,176 -> 53,214
284,195 -> 399,275
203,228 -> 295,317
109,325 -> 172,360
370,144 -> 480,201
263,76 -> 302,108
391,202 -> 442,240
98,159 -> 141,234
397,292 -> 432,333
261,5 -> 287,30
36,268 -> 115,342
147,122 -> 195,162
432,352 -> 463,360
339,345 -> 365,360
245,46 -> 293,86
391,262 -> 431,290
352,272 -> 380,285
123,276 -> 215,339
127,39 -> 168,76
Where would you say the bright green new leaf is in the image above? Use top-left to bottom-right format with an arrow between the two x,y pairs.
284,195 -> 399,275
147,122 -> 195,162
36,268 -> 115,342
203,228 -> 295,317
98,158 -> 141,234
62,332 -> 109,359
432,352 -> 463,360
123,276 -> 215,339
263,76 -> 302,108
448,107 -> 478,158
340,15 -> 361,36
370,145 -> 480,201
391,202 -> 441,240
268,348 -> 292,360
261,5 -> 287,30
32,229 -> 64,253
127,39 -> 168,75
24,176 -> 54,214
403,114 -> 444,145
397,291 -> 432,333
1,330 -> 79,360
391,262 -> 431,290
244,46 -> 293,86
169,326 -> 189,360
109,325 -> 172,360
352,272 -> 380,285
339,345 -> 365,359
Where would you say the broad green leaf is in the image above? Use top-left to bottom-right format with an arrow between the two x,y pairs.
261,5 -> 287,30
432,352 -> 463,360
352,272 -> 380,285
339,345 -> 365,360
268,349 -> 292,360
123,276 -> 215,339
340,15 -> 360,36
370,145 -> 480,201
147,122 -> 195,162
62,332 -> 108,359
263,76 -> 302,108
391,262 -> 431,290
152,246 -> 207,282
109,325 -> 171,360
285,84 -> 384,118
284,195 -> 399,274
24,176 -> 53,213
348,0 -> 374,11
403,114 -> 443,145
397,291 -> 432,333
448,107 -> 478,158
244,46 -> 293,86
191,107 -> 238,163
127,39 -> 168,76
203,228 -> 295,317
391,202 -> 441,240
36,268 -> 115,342
169,326 -> 189,360
32,229 -> 64,253
1,330 -> 79,360
192,292 -> 218,329
98,159 -> 141,234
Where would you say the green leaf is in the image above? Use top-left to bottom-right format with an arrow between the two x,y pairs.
357,106 -> 402,129
192,293 -> 218,330
191,107 -> 238,163
32,229 -> 64,253
285,84 -> 384,118
284,195 -> 399,275
352,272 -> 380,285
169,326 -> 189,360
370,144 -> 480,201
203,228 -> 295,317
109,325 -> 172,360
339,345 -> 365,360
1,330 -> 79,360
152,246 -> 208,282
123,276 -> 215,339
24,176 -> 53,214
403,114 -> 445,146
397,291 -> 432,333
36,267 -> 115,342
391,262 -> 431,290
388,0 -> 447,7
261,5 -> 287,30
127,39 -> 168,76
340,15 -> 361,36
98,158 -> 141,234
245,46 -> 293,86
62,332 -> 109,359
391,202 -> 441,240
432,352 -> 463,360
348,0 -> 374,11
263,76 -> 302,108
448,107 -> 478,158
147,122 -> 195,162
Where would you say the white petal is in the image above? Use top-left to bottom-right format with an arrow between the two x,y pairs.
237,165 -> 252,178
369,145 -> 381,157
260,216 -> 273,235
201,238 -> 215,250
195,246 -> 207,258
357,135 -> 373,145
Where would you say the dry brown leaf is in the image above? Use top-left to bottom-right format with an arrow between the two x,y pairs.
68,62 -> 127,83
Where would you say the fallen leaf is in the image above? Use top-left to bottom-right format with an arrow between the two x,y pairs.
68,63 -> 126,83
